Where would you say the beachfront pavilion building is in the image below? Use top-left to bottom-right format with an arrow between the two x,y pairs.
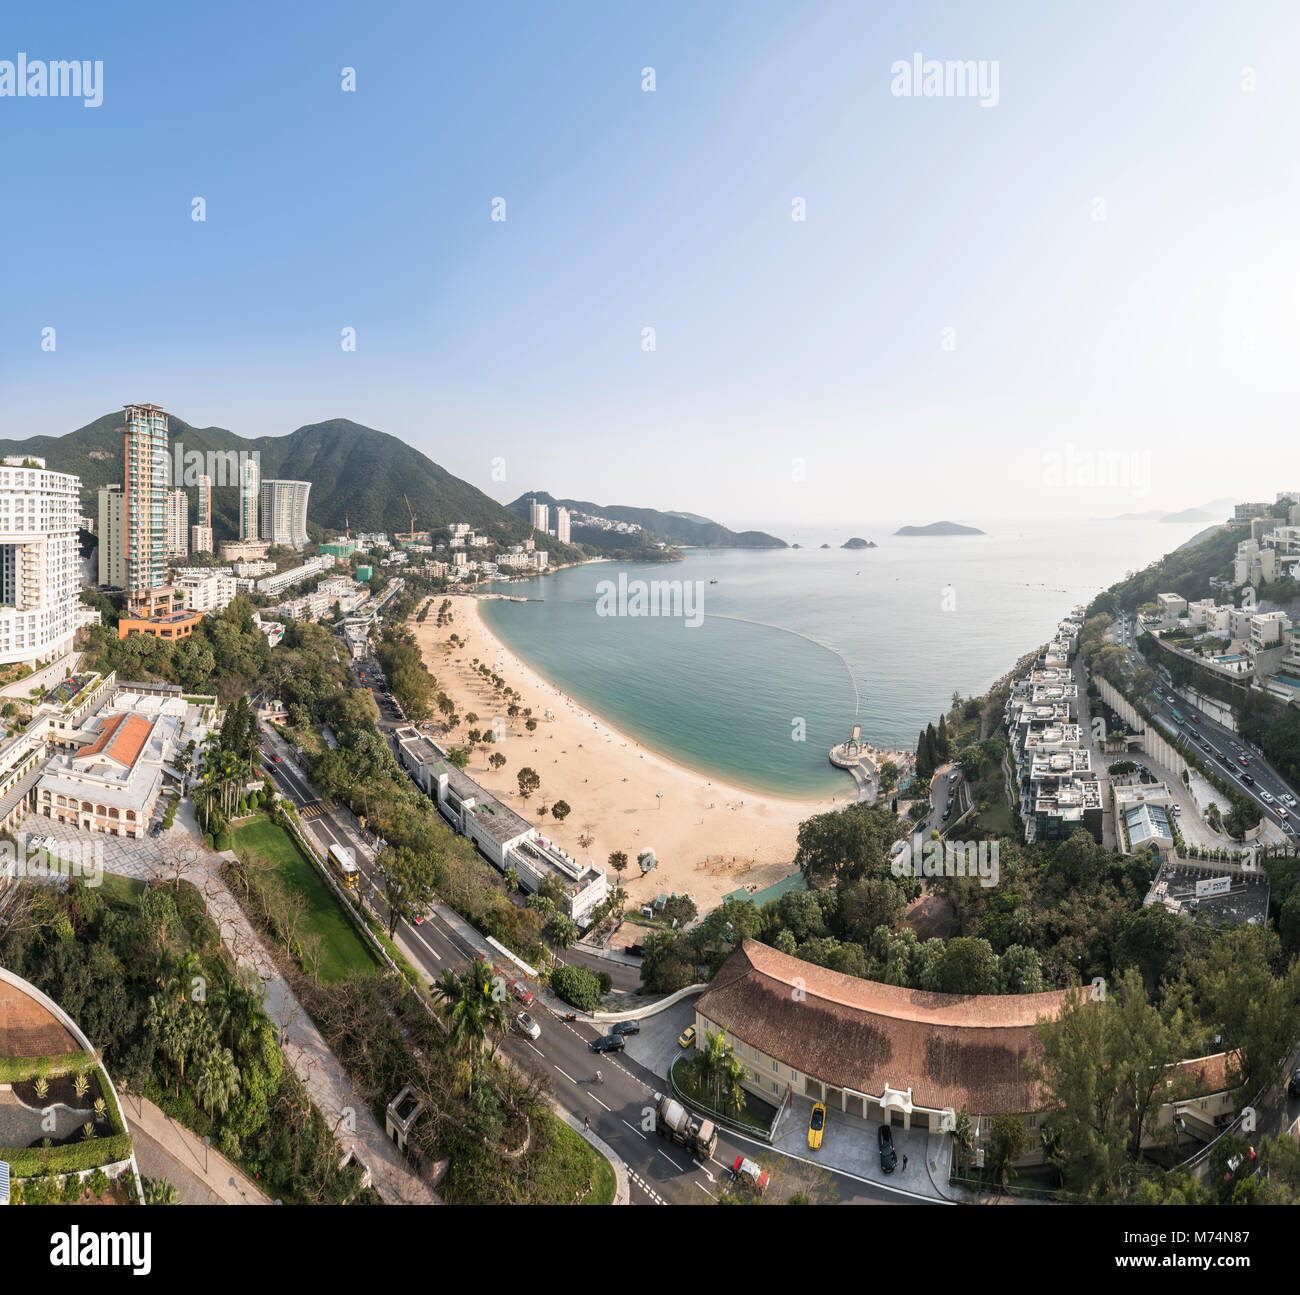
695,940 -> 1240,1164
393,727 -> 608,925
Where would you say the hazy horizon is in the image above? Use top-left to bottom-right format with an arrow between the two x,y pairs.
7,0 -> 1300,523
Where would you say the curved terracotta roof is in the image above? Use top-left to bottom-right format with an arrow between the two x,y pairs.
695,940 -> 1070,1115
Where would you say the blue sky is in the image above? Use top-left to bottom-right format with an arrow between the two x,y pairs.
4,0 -> 1299,527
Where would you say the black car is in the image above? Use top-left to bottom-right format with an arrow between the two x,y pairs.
878,1123 -> 897,1174
612,1020 -> 640,1036
1288,1069 -> 1300,1099
589,1034 -> 626,1053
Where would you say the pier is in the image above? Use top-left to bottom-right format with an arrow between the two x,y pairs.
830,725 -> 879,803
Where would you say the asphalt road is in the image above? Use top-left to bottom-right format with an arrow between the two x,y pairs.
1110,612 -> 1297,839
257,669 -> 914,1205
1153,687 -> 1297,839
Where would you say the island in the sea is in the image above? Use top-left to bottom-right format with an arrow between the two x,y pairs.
894,520 -> 986,537
841,537 -> 878,550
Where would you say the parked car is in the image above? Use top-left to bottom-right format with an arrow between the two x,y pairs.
678,1024 -> 697,1049
515,1012 -> 541,1041
1224,1145 -> 1257,1182
1238,756 -> 1250,767
878,1123 -> 898,1174
729,1156 -> 770,1195
612,1019 -> 640,1036
808,1102 -> 826,1150
590,1034 -> 626,1054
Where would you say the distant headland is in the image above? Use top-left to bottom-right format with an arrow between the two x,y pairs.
893,521 -> 985,537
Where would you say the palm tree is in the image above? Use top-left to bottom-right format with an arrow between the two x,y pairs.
698,1030 -> 747,1114
194,1044 -> 241,1117
433,965 -> 508,1094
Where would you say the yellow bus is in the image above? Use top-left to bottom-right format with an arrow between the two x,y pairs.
328,844 -> 359,893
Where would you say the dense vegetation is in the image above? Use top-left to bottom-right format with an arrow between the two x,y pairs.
0,878 -> 372,1203
1088,525 -> 1240,614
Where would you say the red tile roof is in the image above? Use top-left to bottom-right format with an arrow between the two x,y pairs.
77,712 -> 152,769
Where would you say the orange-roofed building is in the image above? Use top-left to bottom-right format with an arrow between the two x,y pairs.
117,608 -> 202,641
35,708 -> 179,839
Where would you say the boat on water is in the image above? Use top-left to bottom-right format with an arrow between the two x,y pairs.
709,578 -> 719,584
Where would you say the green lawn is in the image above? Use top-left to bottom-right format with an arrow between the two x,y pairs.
230,816 -> 379,982
99,873 -> 146,907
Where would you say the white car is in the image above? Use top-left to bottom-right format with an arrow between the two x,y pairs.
1261,790 -> 1275,804
1283,793 -> 1297,807
515,1012 -> 541,1041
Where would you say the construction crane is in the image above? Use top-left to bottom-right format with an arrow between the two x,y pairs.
403,494 -> 416,542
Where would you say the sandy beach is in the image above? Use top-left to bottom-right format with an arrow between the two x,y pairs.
408,593 -> 869,911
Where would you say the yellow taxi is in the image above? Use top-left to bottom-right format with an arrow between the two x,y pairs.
808,1102 -> 826,1150
677,1024 -> 697,1049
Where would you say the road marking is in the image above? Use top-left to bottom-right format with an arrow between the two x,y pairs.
525,1042 -> 545,1058
695,1182 -> 717,1200
592,1095 -> 611,1111
658,1149 -> 683,1169
628,1171 -> 665,1205
621,1120 -> 646,1140
555,1066 -> 577,1085
403,923 -> 444,964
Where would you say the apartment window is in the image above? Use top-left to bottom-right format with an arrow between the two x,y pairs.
771,1059 -> 778,1073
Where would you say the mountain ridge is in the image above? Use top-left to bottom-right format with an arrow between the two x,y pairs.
506,491 -> 787,549
0,411 -> 578,554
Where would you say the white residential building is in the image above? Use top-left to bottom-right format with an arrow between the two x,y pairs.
255,555 -> 334,597
233,559 -> 275,578
166,488 -> 189,559
177,568 -> 237,614
0,458 -> 81,668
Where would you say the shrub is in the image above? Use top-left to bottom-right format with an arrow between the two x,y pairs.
550,964 -> 602,1012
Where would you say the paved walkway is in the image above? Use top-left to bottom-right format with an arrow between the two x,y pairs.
19,810 -> 435,1206
124,1094 -> 271,1205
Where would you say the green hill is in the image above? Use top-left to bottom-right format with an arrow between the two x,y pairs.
507,491 -> 786,548
1,411 -> 577,554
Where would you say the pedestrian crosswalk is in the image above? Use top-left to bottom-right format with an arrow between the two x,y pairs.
299,801 -> 331,820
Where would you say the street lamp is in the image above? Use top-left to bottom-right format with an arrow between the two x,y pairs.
202,1134 -> 210,1174
656,792 -> 663,810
